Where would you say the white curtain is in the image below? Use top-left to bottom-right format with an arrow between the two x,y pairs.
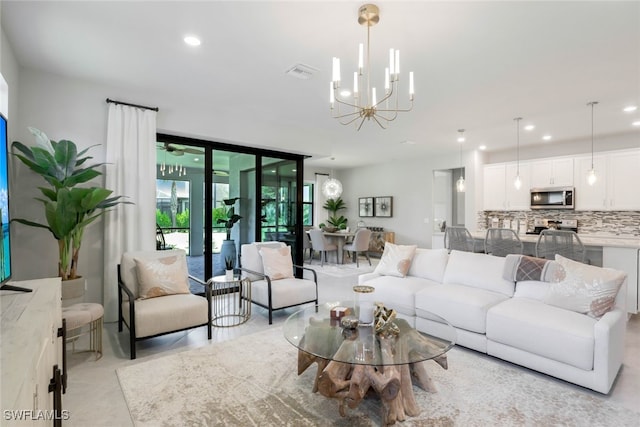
103,104 -> 157,321
315,173 -> 329,226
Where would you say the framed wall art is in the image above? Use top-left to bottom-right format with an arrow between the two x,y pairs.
359,197 -> 374,217
375,197 -> 393,217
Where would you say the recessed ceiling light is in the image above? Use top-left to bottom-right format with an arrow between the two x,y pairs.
542,135 -> 552,141
184,35 -> 201,46
524,125 -> 535,131
340,90 -> 351,97
623,105 -> 637,112
478,145 -> 487,151
633,120 -> 640,127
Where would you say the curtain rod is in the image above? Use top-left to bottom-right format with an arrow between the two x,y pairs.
106,98 -> 159,112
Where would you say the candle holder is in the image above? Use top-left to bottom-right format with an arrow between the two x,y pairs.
353,285 -> 375,325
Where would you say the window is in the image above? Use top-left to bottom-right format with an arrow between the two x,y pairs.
302,183 -> 313,226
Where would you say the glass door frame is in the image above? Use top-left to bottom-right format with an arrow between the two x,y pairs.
157,133 -> 306,273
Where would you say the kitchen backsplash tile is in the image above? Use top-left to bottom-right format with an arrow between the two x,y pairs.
478,210 -> 640,237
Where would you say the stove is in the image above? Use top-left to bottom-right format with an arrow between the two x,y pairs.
526,219 -> 578,235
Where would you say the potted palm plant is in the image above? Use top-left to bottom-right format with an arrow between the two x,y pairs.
216,197 -> 242,267
12,127 -> 130,288
320,197 -> 348,232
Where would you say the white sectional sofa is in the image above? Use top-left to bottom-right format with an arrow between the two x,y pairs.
358,248 -> 627,394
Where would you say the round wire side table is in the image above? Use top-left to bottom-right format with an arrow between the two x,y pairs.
210,275 -> 252,327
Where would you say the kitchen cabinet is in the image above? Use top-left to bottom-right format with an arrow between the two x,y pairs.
483,163 -> 530,211
603,247 -> 639,314
574,149 -> 640,211
530,157 -> 573,188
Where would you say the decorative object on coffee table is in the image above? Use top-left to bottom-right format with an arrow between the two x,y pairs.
353,285 -> 375,325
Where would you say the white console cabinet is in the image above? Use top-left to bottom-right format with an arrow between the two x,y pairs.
1,278 -> 64,426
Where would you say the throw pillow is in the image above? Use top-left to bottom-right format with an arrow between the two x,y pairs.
503,254 -> 564,283
544,255 -> 626,318
259,246 -> 294,280
374,243 -> 417,278
134,254 -> 190,299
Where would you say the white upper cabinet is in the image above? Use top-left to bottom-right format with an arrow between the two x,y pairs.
572,149 -> 640,211
607,150 -> 640,210
574,154 -> 608,210
530,158 -> 574,188
483,163 -> 530,211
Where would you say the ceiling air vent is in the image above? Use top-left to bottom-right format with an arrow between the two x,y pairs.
285,63 -> 318,80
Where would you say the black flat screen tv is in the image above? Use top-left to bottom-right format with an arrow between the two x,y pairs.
0,112 -> 11,284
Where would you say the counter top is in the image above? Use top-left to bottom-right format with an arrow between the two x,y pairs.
471,231 -> 640,249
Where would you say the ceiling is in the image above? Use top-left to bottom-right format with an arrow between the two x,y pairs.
2,1 -> 639,169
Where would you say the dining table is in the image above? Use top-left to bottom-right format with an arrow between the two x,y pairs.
321,231 -> 355,264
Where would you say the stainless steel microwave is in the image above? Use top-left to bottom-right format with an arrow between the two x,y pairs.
530,187 -> 574,210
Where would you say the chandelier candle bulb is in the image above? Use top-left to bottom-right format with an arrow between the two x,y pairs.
358,43 -> 364,72
395,50 -> 400,78
330,82 -> 335,107
372,87 -> 377,105
389,49 -> 395,75
410,72 -> 414,99
385,68 -> 390,91
353,72 -> 358,94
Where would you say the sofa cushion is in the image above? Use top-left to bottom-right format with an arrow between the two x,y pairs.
486,298 -> 596,370
359,276 -> 438,317
415,283 -> 509,334
374,243 -> 417,278
443,250 -> 515,297
514,280 -> 551,301
407,248 -> 449,282
545,255 -> 627,318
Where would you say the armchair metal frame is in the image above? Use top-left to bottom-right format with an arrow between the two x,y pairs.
117,265 -> 212,359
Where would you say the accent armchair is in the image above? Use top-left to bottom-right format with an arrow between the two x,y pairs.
240,242 -> 318,324
118,249 -> 212,359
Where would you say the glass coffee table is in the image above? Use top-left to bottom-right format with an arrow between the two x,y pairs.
283,302 -> 456,424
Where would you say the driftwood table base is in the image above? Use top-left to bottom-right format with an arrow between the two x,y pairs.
298,342 -> 448,425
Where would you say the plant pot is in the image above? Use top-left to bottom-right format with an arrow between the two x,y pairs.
220,240 -> 237,272
61,277 -> 86,308
225,270 -> 234,281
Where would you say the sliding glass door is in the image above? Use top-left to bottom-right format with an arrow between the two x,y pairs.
156,135 -> 305,286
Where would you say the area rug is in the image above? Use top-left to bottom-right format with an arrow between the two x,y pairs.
304,261 -> 377,279
117,327 -> 638,426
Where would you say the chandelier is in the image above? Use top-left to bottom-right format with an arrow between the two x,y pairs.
330,4 -> 414,130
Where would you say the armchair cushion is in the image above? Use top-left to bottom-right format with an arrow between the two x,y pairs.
121,294 -> 209,338
250,277 -> 317,310
259,246 -> 294,280
134,253 -> 190,299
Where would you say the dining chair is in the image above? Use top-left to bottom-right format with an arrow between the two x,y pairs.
302,230 -> 313,263
535,229 -> 586,263
308,229 -> 338,266
444,226 -> 480,253
484,228 -> 524,257
342,227 -> 372,267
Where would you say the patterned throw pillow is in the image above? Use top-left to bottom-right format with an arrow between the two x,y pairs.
544,255 -> 626,318
373,243 -> 417,278
259,246 -> 294,280
134,254 -> 190,299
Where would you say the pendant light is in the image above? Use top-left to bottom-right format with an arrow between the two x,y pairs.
514,117 -> 523,190
456,129 -> 465,193
587,101 -> 598,186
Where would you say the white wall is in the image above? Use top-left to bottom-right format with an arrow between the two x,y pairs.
336,149 -> 480,249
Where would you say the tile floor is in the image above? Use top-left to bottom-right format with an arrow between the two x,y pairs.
63,265 -> 640,426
